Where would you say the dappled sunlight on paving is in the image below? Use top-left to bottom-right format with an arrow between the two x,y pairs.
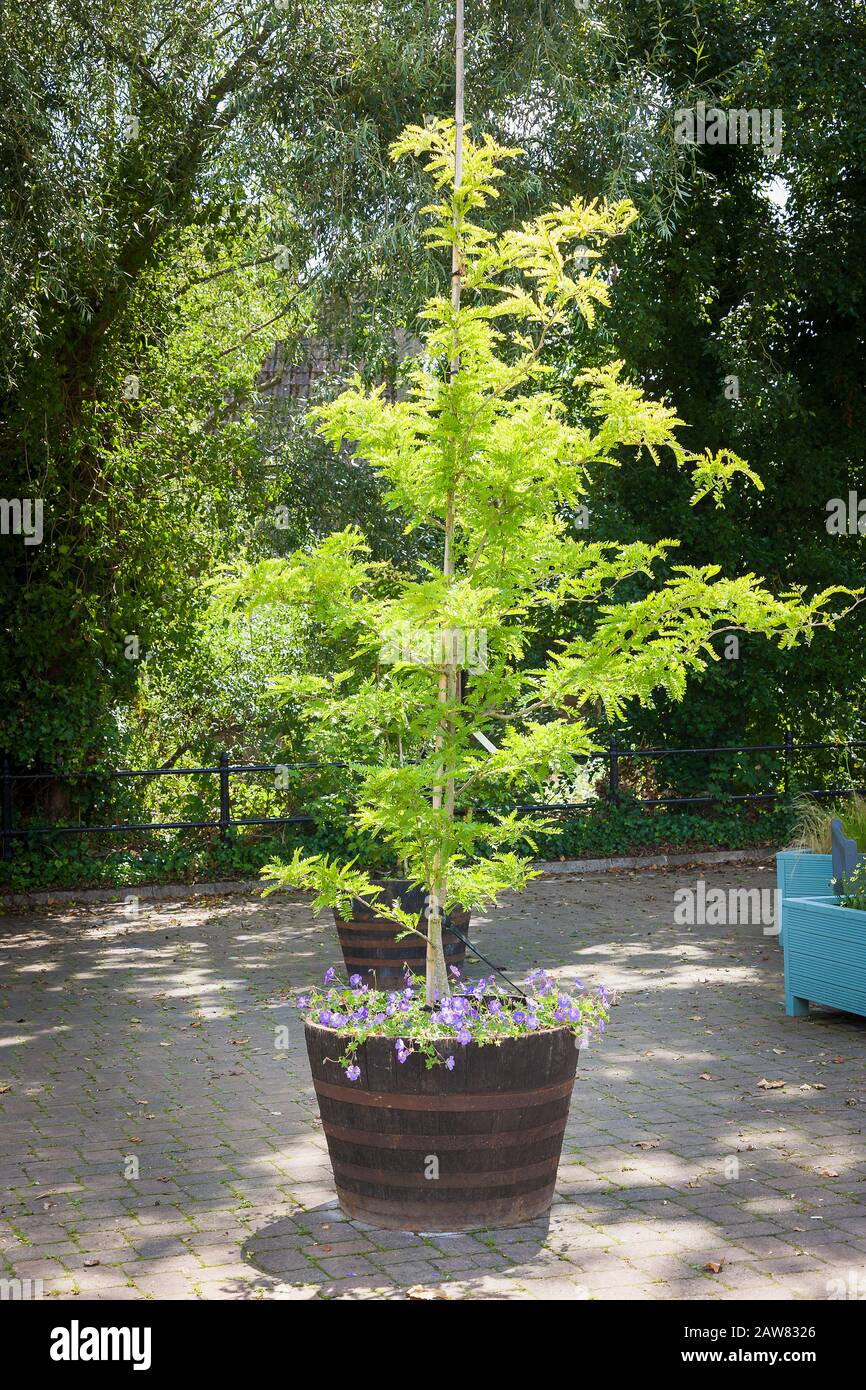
1,861 -> 865,1300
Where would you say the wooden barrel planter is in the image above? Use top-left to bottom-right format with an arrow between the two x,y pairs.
305,1021 -> 579,1231
333,878 -> 469,989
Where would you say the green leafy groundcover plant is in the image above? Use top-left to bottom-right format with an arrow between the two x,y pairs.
0,803 -> 791,892
299,966 -> 609,1076
220,118 -> 856,1011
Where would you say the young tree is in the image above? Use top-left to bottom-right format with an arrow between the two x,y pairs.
222,120 -> 855,1004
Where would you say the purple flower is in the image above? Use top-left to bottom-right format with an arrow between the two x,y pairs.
330,1012 -> 347,1027
489,1000 -> 502,1014
445,1056 -> 455,1071
525,1013 -> 539,1029
297,995 -> 310,1009
449,965 -> 461,978
457,1028 -> 472,1046
346,1064 -> 360,1082
372,1012 -> 385,1025
318,1009 -> 333,1025
323,967 -> 336,985
527,970 -> 556,997
513,1010 -> 526,1024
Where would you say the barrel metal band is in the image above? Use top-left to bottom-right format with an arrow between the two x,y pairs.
312,1076 -> 574,1111
332,1156 -> 559,1188
321,1116 -> 567,1150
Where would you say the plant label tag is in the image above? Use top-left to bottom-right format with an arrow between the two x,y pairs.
472,730 -> 498,754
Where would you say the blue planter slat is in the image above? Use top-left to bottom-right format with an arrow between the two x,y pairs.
775,850 -> 833,945
783,895 -> 866,1019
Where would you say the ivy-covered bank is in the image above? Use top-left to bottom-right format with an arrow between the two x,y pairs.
0,803 -> 793,894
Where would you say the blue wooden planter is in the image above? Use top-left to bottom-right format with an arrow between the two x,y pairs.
775,850 -> 833,944
783,895 -> 866,1019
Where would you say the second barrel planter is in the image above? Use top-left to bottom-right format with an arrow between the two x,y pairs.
334,878 -> 469,989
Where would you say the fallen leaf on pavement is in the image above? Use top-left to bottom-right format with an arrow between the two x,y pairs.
702,1260 -> 725,1274
757,1078 -> 785,1090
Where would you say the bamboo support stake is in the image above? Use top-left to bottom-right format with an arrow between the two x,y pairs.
426,0 -> 464,1006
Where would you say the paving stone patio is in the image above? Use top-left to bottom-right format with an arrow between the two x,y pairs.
1,861 -> 865,1301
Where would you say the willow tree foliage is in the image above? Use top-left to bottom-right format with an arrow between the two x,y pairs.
219,121 -> 854,1002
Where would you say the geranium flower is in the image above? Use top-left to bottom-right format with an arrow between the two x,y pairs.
445,1056 -> 455,1071
323,967 -> 336,985
346,1064 -> 361,1082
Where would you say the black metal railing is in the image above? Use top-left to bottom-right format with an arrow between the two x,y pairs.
2,734 -> 865,862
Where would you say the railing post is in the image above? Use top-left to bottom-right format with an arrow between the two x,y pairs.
2,756 -> 11,862
609,735 -> 619,806
783,728 -> 793,796
219,752 -> 231,844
